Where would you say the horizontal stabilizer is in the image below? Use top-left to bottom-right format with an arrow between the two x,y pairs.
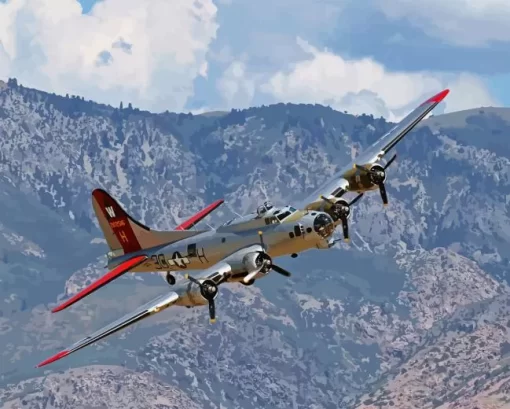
51,255 -> 148,313
175,199 -> 224,230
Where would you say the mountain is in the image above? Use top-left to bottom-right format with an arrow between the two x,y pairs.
1,78 -> 510,409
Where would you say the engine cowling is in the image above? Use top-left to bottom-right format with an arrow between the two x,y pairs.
369,163 -> 386,185
184,278 -> 219,306
324,199 -> 351,223
333,199 -> 351,220
242,251 -> 272,276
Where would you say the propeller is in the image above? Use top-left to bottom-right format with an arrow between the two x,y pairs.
354,153 -> 397,206
185,273 -> 218,323
243,232 -> 292,284
320,193 -> 364,242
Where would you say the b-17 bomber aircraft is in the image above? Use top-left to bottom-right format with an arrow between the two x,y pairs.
37,88 -> 450,368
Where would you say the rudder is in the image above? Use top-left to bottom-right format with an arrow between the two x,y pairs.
92,189 -> 145,254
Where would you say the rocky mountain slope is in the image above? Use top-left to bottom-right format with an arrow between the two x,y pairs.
0,78 -> 509,408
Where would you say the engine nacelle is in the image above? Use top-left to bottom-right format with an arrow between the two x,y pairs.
334,199 -> 351,219
323,199 -> 350,223
181,278 -> 219,307
242,251 -> 271,276
222,244 -> 266,274
369,163 -> 386,184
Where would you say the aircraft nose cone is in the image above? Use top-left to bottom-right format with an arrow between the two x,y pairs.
313,213 -> 334,238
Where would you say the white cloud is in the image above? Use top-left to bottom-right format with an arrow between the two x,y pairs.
261,38 -> 498,121
216,60 -> 256,109
376,0 -> 510,47
0,0 -> 218,112
445,73 -> 498,111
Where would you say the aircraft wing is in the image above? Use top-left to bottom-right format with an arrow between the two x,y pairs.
38,258 -> 236,368
37,291 -> 180,368
300,89 -> 449,210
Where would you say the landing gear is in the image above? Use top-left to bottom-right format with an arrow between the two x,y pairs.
165,271 -> 176,286
291,253 -> 298,258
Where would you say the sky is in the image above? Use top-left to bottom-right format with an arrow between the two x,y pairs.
0,0 -> 509,121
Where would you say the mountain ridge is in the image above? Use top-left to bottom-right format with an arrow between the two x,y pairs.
0,80 -> 509,408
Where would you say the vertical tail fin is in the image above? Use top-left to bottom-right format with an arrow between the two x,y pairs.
92,189 -> 146,254
91,189 -> 224,255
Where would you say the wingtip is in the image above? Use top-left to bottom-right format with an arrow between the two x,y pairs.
36,350 -> 70,368
51,299 -> 73,313
423,89 -> 450,105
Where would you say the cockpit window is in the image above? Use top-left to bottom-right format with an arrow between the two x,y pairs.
277,211 -> 291,221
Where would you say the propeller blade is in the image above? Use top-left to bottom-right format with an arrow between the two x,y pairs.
379,184 -> 389,206
243,270 -> 259,284
384,154 -> 397,170
186,274 -> 201,286
271,264 -> 292,277
320,195 -> 335,205
208,299 -> 216,323
258,231 -> 266,250
348,193 -> 364,207
341,218 -> 349,242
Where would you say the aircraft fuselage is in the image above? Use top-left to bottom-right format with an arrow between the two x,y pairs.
108,210 -> 335,277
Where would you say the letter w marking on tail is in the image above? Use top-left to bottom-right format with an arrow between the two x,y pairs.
105,206 -> 116,218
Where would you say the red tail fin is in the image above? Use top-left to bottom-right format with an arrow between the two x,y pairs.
92,189 -> 224,255
92,189 -> 144,254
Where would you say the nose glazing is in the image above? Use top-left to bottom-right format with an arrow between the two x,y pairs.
313,213 -> 334,238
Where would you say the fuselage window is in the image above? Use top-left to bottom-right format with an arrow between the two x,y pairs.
221,238 -> 226,243
265,216 -> 278,225
187,243 -> 197,258
289,232 -> 295,238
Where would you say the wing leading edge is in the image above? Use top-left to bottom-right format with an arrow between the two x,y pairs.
350,89 -> 449,167
301,89 -> 449,210
37,291 -> 180,367
51,255 -> 148,313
